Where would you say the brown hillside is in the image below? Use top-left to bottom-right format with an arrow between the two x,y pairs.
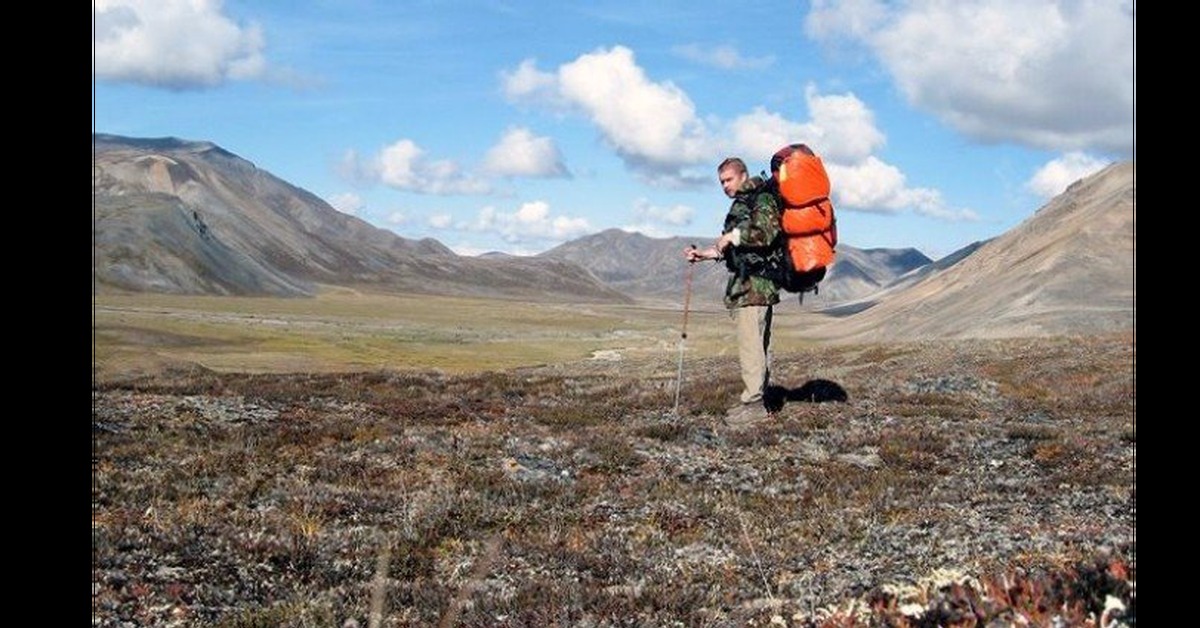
92,134 -> 630,303
814,161 -> 1134,341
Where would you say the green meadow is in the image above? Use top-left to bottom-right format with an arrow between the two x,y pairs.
92,288 -> 829,381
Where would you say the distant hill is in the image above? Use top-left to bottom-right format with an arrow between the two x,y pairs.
539,228 -> 931,308
811,161 -> 1135,341
816,245 -> 933,305
821,240 -> 989,317
92,134 -> 630,303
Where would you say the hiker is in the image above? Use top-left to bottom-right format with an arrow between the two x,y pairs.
685,156 -> 782,426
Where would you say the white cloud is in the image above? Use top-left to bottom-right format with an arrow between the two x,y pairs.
727,86 -> 968,218
825,157 -> 910,213
558,47 -> 711,171
466,201 -> 592,244
327,192 -> 362,215
827,156 -> 976,220
497,51 -> 969,221
482,127 -> 569,178
672,44 -> 774,70
501,46 -> 713,182
377,140 -> 422,189
802,85 -> 888,163
344,139 -> 492,196
1027,152 -> 1111,199
729,108 -> 818,167
621,223 -> 675,239
499,59 -> 562,106
806,0 -> 1134,154
915,205 -> 982,222
93,0 -> 267,89
386,211 -> 408,225
624,198 -> 696,237
631,198 -> 693,226
805,0 -> 890,41
423,201 -> 591,246
729,87 -> 885,165
633,199 -> 691,225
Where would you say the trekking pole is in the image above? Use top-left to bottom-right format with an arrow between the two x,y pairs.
673,246 -> 697,416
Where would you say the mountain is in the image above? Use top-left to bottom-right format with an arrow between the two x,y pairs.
92,134 -> 630,303
815,245 -> 933,305
539,228 -> 931,307
821,240 -> 989,317
539,229 -> 726,306
93,134 -> 1135,341
811,161 -> 1135,341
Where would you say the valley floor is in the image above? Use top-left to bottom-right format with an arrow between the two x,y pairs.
92,333 -> 1135,627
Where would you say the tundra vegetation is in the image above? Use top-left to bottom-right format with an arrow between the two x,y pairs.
93,291 -> 1135,627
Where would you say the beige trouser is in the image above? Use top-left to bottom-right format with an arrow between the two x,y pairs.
734,304 -> 773,404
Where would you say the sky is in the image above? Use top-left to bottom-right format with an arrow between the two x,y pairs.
93,0 -> 1135,260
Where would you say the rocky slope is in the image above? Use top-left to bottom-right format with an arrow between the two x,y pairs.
92,134 -> 629,303
814,161 -> 1135,341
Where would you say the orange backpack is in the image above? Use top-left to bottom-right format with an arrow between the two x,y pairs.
769,143 -> 838,296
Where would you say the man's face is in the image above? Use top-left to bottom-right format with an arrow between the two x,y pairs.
719,166 -> 747,199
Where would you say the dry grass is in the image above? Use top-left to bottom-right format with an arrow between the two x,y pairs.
93,301 -> 1134,627
93,290 -> 830,382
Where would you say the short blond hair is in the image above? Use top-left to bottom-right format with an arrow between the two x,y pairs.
717,157 -> 747,175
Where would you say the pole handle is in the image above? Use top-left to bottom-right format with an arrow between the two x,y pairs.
680,252 -> 695,340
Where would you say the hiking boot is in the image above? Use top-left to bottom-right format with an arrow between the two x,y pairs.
723,402 -> 770,429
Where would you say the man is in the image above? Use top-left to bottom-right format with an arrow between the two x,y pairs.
685,156 -> 782,427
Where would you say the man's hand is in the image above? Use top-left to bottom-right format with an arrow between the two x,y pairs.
685,244 -> 721,262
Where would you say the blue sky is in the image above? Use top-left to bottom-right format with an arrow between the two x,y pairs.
93,0 -> 1134,260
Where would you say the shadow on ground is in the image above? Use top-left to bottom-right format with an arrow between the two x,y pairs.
765,378 -> 848,412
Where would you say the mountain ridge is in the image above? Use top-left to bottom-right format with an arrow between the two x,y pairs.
93,133 -> 1135,340
93,133 -> 630,303
93,133 -> 930,308
811,161 -> 1134,340
538,227 -> 932,308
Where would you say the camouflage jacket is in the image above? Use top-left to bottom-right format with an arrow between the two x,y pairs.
721,176 -> 782,309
